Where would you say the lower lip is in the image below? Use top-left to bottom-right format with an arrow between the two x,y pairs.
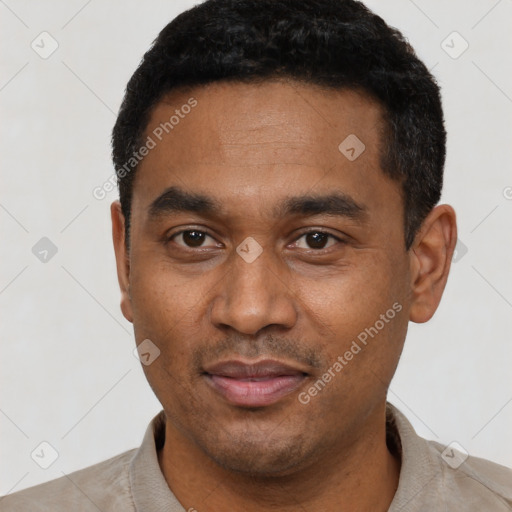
204,374 -> 306,407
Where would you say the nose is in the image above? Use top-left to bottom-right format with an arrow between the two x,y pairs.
210,246 -> 298,336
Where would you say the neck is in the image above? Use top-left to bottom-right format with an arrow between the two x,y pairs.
158,403 -> 401,512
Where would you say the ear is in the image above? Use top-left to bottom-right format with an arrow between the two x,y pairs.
111,200 -> 133,323
408,204 -> 457,323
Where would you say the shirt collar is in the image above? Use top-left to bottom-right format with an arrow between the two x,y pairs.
129,410 -> 184,512
386,402 -> 441,511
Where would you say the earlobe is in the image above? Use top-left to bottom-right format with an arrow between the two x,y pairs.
111,200 -> 134,323
408,204 -> 457,324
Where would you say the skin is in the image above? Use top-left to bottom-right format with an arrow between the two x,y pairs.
111,79 -> 457,511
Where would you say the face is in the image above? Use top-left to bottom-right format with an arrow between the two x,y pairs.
113,80 -> 415,476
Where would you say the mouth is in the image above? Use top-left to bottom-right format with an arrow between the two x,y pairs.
202,359 -> 309,408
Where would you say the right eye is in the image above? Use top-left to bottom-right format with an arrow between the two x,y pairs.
167,229 -> 221,249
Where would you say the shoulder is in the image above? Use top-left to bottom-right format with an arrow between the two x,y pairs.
0,448 -> 137,512
427,439 -> 512,510
387,403 -> 512,511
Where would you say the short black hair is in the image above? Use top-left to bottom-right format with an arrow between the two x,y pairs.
112,0 -> 445,250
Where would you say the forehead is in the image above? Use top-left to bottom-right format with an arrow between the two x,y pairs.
131,79 -> 397,219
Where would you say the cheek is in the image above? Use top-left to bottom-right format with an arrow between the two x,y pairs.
296,254 -> 407,368
128,253 -> 218,373
298,257 -> 396,325
297,270 -> 407,426
129,252 -> 198,327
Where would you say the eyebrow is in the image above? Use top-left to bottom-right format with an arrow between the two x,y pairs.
148,186 -> 223,219
147,186 -> 368,222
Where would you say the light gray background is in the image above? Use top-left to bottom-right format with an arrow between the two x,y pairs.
1,0 -> 511,495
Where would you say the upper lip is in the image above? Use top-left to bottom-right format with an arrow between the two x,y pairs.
203,359 -> 308,379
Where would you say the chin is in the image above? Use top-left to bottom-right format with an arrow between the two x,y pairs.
196,429 -> 314,477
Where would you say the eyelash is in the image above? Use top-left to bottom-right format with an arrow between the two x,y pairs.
166,228 -> 346,251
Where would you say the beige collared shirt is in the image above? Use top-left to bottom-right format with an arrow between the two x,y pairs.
2,403 -> 511,511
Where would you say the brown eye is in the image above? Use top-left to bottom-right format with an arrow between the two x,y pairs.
182,230 -> 206,247
170,230 -> 218,248
306,232 -> 329,249
294,231 -> 340,250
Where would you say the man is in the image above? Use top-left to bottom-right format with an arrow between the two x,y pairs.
2,0 -> 511,510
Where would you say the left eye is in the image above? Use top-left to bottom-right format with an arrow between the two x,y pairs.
293,231 -> 341,250
171,230 -> 219,248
